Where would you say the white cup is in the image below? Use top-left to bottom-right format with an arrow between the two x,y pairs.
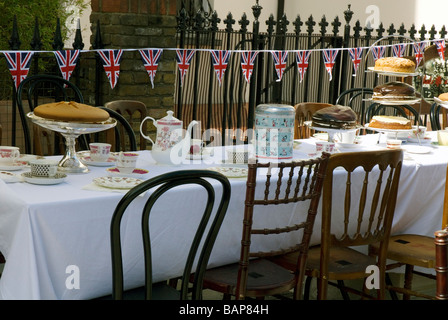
116,152 -> 139,174
189,139 -> 205,155
89,143 -> 111,162
438,130 -> 448,146
315,141 -> 335,154
410,126 -> 427,139
386,139 -> 402,149
0,146 -> 20,165
30,159 -> 59,177
337,131 -> 357,144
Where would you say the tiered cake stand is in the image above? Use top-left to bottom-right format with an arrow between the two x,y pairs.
27,112 -> 117,173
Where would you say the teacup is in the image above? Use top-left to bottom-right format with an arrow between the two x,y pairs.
116,152 -> 139,174
336,131 -> 357,144
0,146 -> 20,165
30,159 -> 59,178
410,126 -> 427,140
315,141 -> 335,154
89,143 -> 111,162
189,139 -> 205,155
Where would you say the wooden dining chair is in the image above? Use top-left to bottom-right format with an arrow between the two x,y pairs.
100,169 -> 231,300
434,228 -> 448,300
104,100 -> 148,150
368,163 -> 448,300
201,154 -> 330,300
294,102 -> 333,139
271,149 -> 404,300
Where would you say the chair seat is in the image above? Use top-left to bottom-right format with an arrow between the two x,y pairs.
202,259 -> 296,297
370,234 -> 436,269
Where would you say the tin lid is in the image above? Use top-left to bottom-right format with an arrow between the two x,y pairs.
255,104 -> 295,115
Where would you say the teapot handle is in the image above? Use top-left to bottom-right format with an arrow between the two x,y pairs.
140,116 -> 156,146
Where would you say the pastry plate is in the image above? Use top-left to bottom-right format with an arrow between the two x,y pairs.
80,155 -> 117,167
401,145 -> 433,154
93,176 -> 143,189
0,161 -> 28,171
21,172 -> 67,185
434,97 -> 448,109
367,67 -> 419,77
106,167 -> 149,176
208,166 -> 248,178
365,98 -> 421,105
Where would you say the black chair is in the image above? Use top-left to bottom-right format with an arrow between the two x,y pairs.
106,169 -> 231,300
16,74 -> 88,155
430,102 -> 448,131
97,107 -> 138,152
365,103 -> 422,126
335,88 -> 374,125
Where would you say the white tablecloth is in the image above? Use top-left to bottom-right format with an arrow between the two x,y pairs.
0,134 -> 446,300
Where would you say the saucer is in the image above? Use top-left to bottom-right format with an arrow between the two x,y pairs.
186,148 -> 212,160
407,136 -> 432,144
0,171 -> 23,183
21,172 -> 67,185
93,176 -> 143,189
81,155 -> 117,167
0,161 -> 28,171
402,145 -> 433,154
106,167 -> 149,177
208,166 -> 248,178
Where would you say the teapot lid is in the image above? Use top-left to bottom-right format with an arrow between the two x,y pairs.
158,110 -> 182,125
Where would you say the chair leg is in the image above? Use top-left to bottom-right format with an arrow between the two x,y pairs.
304,276 -> 313,300
337,280 -> 351,300
385,273 -> 399,300
403,264 -> 414,300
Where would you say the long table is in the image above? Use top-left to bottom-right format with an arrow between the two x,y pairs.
0,134 -> 446,299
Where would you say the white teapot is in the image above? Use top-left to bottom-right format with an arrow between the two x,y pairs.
140,110 -> 198,165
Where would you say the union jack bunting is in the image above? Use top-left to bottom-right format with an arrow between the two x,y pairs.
348,48 -> 363,75
371,46 -> 386,61
435,39 -> 446,61
296,50 -> 311,83
4,51 -> 34,89
97,49 -> 124,89
241,51 -> 258,83
210,50 -> 231,86
322,49 -> 339,81
139,49 -> 163,88
413,41 -> 426,66
271,51 -> 288,82
54,50 -> 80,82
176,49 -> 195,87
392,43 -> 407,58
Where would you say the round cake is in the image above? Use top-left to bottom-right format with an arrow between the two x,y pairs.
373,81 -> 416,101
311,105 -> 358,129
368,115 -> 412,130
374,57 -> 416,73
34,101 -> 110,122
438,92 -> 448,101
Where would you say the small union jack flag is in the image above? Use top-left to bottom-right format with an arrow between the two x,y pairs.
176,49 -> 195,87
210,50 -> 231,86
139,49 -> 163,88
348,48 -> 363,75
54,50 -> 80,82
413,41 -> 426,66
435,39 -> 446,61
322,49 -> 339,81
98,49 -> 124,89
241,51 -> 258,83
393,44 -> 407,58
371,46 -> 386,61
4,51 -> 34,89
271,51 -> 288,82
296,50 -> 311,83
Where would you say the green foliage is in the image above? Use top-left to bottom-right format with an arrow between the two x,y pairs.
0,0 -> 87,50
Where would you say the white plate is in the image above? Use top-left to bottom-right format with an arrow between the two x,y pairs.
336,142 -> 360,149
106,167 -> 149,177
0,161 -> 28,171
407,136 -> 432,144
19,154 -> 45,164
434,97 -> 448,109
367,67 -> 419,77
21,172 -> 67,185
402,145 -> 433,154
366,98 -> 421,105
208,166 -> 248,178
93,176 -> 143,189
80,155 -> 117,167
0,171 -> 23,183
364,123 -> 414,133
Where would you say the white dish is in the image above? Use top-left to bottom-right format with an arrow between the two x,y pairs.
402,145 -> 433,154
366,98 -> 421,105
106,167 -> 149,176
0,171 -> 23,183
364,123 -> 414,133
186,148 -> 212,160
80,155 -> 117,167
407,136 -> 432,144
367,67 -> 419,77
0,161 -> 28,171
19,154 -> 45,164
93,176 -> 143,189
336,142 -> 360,149
21,172 -> 67,185
434,97 -> 448,109
208,166 -> 248,178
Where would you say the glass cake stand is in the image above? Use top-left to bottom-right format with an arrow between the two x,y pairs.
304,121 -> 361,142
27,112 -> 117,174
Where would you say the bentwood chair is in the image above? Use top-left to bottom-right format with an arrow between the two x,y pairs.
365,103 -> 423,126
293,102 -> 332,139
430,102 -> 448,131
368,163 -> 448,300
201,154 -> 330,300
335,88 -> 374,125
271,149 -> 403,300
104,100 -> 148,150
102,170 -> 231,300
16,74 -> 88,155
97,107 -> 137,152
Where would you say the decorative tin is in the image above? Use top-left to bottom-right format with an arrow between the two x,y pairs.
254,104 -> 295,159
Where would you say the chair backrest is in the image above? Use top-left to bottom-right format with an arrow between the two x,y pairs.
110,169 -> 231,300
98,107 -> 137,152
335,88 -> 374,125
430,103 -> 448,131
104,100 -> 148,150
320,149 -> 403,297
294,102 -> 333,139
235,153 -> 330,299
365,103 -> 422,126
16,74 -> 86,155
